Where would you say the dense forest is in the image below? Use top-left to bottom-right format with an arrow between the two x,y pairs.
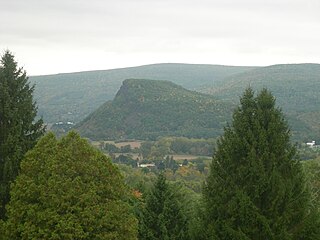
29,64 -> 255,123
30,63 -> 320,141
76,79 -> 232,140
202,64 -> 320,142
1,51 -> 320,239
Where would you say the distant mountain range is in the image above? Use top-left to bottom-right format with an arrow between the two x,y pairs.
75,79 -> 232,140
201,64 -> 320,141
29,63 -> 256,123
203,64 -> 320,112
30,63 -> 320,142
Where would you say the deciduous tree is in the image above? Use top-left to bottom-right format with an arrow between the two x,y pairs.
4,132 -> 138,239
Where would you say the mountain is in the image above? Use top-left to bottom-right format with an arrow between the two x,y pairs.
31,63 -> 320,142
29,63 -> 256,123
201,64 -> 320,141
75,79 -> 233,140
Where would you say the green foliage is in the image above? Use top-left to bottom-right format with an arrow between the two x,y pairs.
140,137 -> 215,159
298,145 -> 320,160
118,166 -> 202,239
0,50 -> 45,219
139,173 -> 190,240
0,219 -> 4,237
76,79 -> 231,140
3,132 -> 138,239
104,142 -> 120,153
102,143 -> 135,153
29,63 -> 254,123
30,63 -> 320,141
165,161 -> 209,193
201,88 -> 320,239
114,154 -> 137,168
118,164 -> 158,194
204,64 -> 320,141
120,144 -> 132,153
303,158 -> 320,210
118,161 -> 208,195
140,141 -> 154,159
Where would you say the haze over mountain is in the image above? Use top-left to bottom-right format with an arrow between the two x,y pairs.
204,64 -> 320,109
30,62 -> 320,142
201,63 -> 320,141
29,63 -> 256,123
75,79 -> 232,140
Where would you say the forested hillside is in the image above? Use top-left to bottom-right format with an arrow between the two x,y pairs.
75,79 -> 232,140
29,63 -> 255,123
31,63 -> 320,141
202,64 -> 320,141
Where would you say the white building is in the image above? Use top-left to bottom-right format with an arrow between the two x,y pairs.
306,141 -> 316,147
137,162 -> 155,168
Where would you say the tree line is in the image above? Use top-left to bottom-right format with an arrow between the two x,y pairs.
103,137 -> 215,158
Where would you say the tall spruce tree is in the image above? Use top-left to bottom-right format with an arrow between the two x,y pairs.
139,173 -> 189,240
0,50 -> 45,219
201,88 -> 320,239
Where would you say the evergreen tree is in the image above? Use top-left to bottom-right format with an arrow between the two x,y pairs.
201,88 -> 320,239
0,50 -> 45,219
4,132 -> 138,239
139,173 -> 189,240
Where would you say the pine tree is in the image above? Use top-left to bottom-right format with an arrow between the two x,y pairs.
4,131 -> 138,239
0,50 -> 45,219
201,88 -> 320,239
139,173 -> 189,240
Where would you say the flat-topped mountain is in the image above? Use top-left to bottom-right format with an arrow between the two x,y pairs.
75,79 -> 233,140
31,63 -> 320,141
29,63 -> 256,123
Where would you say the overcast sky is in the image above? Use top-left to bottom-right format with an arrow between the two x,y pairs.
1,0 -> 320,75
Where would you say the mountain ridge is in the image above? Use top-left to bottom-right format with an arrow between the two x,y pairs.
30,63 -> 320,141
29,63 -> 256,123
75,79 -> 232,140
201,63 -> 320,141
31,63 -> 259,77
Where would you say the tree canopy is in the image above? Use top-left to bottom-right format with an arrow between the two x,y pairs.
3,132 -> 138,239
201,88 -> 320,239
0,50 -> 45,219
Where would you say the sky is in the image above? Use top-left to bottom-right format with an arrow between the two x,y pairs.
1,0 -> 320,75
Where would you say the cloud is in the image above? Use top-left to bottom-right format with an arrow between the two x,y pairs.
0,0 -> 319,74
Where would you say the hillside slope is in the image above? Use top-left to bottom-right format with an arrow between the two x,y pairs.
29,63 -> 256,123
202,64 -> 320,141
75,79 -> 233,140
